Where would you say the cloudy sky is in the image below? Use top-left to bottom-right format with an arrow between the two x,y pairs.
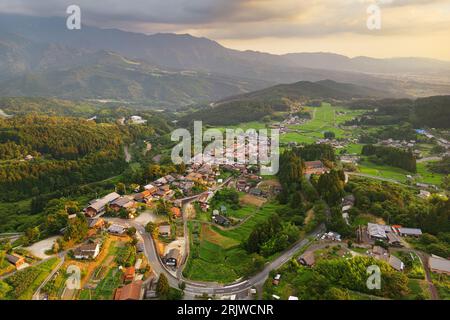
1,0 -> 450,60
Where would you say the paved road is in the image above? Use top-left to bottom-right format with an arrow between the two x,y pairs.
116,216 -> 324,296
32,253 -> 65,300
346,172 -> 401,184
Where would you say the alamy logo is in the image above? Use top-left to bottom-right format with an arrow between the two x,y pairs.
66,5 -> 81,30
171,121 -> 279,175
65,265 -> 81,290
366,265 -> 381,290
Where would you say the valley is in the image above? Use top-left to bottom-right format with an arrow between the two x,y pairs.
0,9 -> 449,304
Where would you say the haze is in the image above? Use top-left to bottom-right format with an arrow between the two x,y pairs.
1,0 -> 449,60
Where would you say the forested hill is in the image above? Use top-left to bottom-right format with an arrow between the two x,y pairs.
217,79 -> 388,104
179,80 -> 387,126
348,95 -> 450,129
0,115 -> 149,201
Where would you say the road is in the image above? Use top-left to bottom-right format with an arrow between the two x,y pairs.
32,253 -> 65,300
116,216 -> 324,296
417,156 -> 442,163
346,172 -> 401,184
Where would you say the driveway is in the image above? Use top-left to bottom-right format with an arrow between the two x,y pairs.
24,236 -> 59,259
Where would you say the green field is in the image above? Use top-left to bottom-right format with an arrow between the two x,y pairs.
358,160 -> 409,183
0,257 -> 60,300
416,162 -> 445,185
280,103 -> 364,144
358,159 -> 445,185
79,268 -> 121,300
183,202 -> 283,283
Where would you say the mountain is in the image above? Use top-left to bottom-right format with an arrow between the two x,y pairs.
283,52 -> 450,75
0,49 -> 270,106
217,79 -> 387,105
2,14 -> 450,99
179,80 -> 385,126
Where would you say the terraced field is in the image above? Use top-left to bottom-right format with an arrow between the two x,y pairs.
183,202 -> 283,283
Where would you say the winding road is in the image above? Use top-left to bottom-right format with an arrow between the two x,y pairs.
107,216 -> 324,297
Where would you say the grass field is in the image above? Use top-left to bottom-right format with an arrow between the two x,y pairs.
79,268 -> 122,300
280,103 -> 364,144
404,279 -> 431,300
358,160 -> 409,183
416,162 -> 445,185
358,159 -> 445,185
183,202 -> 283,283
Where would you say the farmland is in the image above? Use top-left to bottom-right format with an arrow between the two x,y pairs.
183,201 -> 284,283
0,257 -> 60,300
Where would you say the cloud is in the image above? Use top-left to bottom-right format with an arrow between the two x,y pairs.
0,0 -> 448,59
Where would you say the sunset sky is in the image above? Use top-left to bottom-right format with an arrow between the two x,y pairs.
1,0 -> 450,60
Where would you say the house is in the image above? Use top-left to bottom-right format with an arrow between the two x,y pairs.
88,218 -> 105,229
114,280 -> 143,300
398,227 -> 422,237
154,177 -> 168,186
367,223 -> 389,239
386,232 -> 403,247
170,207 -> 182,219
429,255 -> 450,275
6,254 -> 26,269
321,231 -> 341,241
164,249 -> 181,267
298,251 -> 315,267
164,175 -> 176,183
74,243 -> 100,260
304,160 -> 329,175
134,190 -> 153,203
143,184 -> 158,193
110,197 -> 136,213
130,115 -> 147,125
84,192 -> 120,217
123,267 -> 135,282
213,215 -> 231,227
186,172 -> 205,184
249,188 -> 263,197
419,190 -> 431,198
108,224 -> 127,235
372,245 -> 387,256
158,224 -> 171,237
388,255 -> 405,271
272,274 -> 281,286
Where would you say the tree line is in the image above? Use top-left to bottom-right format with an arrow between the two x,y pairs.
362,144 -> 416,173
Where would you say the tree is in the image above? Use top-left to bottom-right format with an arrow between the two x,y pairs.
126,227 -> 137,237
156,200 -> 172,216
0,281 -> 12,300
64,215 -> 88,243
116,183 -> 126,195
324,131 -> 336,139
317,170 -> 345,206
156,273 -> 170,298
0,250 -> 5,267
119,208 -> 129,219
23,226 -> 40,245
145,222 -> 156,234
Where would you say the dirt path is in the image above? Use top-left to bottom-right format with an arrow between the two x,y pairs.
416,251 -> 440,300
124,145 -> 132,163
391,247 -> 440,300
